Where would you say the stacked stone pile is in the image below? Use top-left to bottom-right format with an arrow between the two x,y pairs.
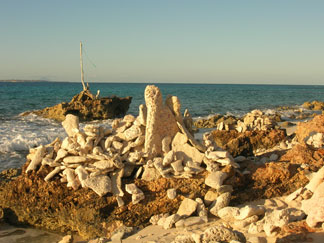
233,110 -> 278,132
24,85 -> 237,207
195,110 -> 280,132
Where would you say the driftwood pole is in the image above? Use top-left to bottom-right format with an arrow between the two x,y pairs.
80,41 -> 87,91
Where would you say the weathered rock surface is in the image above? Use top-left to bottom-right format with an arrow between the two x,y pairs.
23,89 -> 132,121
295,114 -> 324,143
210,129 -> 286,157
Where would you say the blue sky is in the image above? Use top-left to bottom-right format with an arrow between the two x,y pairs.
1,0 -> 323,84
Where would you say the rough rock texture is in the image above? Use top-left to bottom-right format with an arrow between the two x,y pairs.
295,114 -> 324,143
0,167 -> 208,240
202,225 -> 246,243
144,85 -> 179,158
210,129 -> 286,157
302,100 -> 324,111
23,89 -> 132,121
302,181 -> 324,227
231,161 -> 309,204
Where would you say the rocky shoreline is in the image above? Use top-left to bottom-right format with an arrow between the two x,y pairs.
1,86 -> 324,243
21,89 -> 132,121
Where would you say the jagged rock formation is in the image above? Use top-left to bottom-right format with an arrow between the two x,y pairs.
22,89 -> 132,121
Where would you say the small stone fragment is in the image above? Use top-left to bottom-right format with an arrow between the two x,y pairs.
167,188 -> 177,199
83,175 -> 112,197
209,192 -> 232,217
177,198 -> 199,217
205,171 -> 228,189
26,145 -> 46,173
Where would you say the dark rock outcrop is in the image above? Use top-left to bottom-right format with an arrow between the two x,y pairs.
22,90 -> 132,121
210,129 -> 287,157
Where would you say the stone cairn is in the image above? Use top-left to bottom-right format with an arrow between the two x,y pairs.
25,85 -> 237,207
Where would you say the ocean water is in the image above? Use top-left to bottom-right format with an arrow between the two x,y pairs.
1,81 -> 324,171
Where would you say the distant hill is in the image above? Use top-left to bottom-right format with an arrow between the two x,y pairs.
0,80 -> 50,83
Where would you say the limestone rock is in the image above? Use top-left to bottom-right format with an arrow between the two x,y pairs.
172,132 -> 188,147
58,235 -> 73,243
204,190 -> 219,206
205,171 -> 228,189
125,183 -> 142,194
263,209 -> 289,237
305,166 -> 324,192
171,160 -> 184,173
177,198 -> 198,217
202,225 -> 246,243
162,136 -> 172,153
144,85 -> 179,158
62,114 -> 79,137
163,150 -> 174,166
163,214 -> 181,229
167,188 -> 177,199
302,181 -> 324,227
195,198 -> 208,217
234,215 -> 259,229
26,145 -> 46,173
234,205 -> 265,220
63,156 -> 87,164
218,207 -> 240,221
141,165 -> 161,181
209,192 -> 231,216
44,166 -> 63,182
296,115 -> 324,143
83,175 -> 112,197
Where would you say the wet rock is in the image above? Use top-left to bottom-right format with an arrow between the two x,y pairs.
177,198 -> 198,217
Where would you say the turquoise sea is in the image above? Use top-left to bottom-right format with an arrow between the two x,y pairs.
1,81 -> 324,171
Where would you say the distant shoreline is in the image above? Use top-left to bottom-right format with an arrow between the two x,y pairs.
0,80 -> 49,83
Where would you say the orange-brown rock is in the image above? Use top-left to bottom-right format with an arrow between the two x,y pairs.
210,129 -> 286,157
295,114 -> 324,143
231,161 -> 309,205
0,165 -> 208,240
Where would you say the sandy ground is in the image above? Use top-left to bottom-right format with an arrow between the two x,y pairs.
0,223 -> 62,243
